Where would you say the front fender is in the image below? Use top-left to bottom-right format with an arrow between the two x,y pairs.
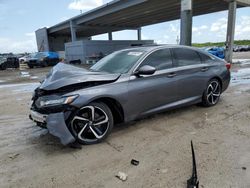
70,80 -> 129,109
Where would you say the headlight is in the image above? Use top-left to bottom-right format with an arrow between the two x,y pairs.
39,95 -> 78,107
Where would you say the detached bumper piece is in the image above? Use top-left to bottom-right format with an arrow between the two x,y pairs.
30,110 -> 47,123
46,113 -> 75,145
30,110 -> 76,145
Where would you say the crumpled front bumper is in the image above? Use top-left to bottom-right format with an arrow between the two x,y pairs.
30,111 -> 76,145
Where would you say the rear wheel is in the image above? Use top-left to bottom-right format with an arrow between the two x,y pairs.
69,102 -> 113,145
202,79 -> 222,107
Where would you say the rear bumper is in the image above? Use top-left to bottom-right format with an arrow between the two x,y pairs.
222,71 -> 231,92
30,110 -> 75,145
27,60 -> 42,66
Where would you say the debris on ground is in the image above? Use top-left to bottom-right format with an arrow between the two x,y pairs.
8,153 -> 20,160
205,112 -> 209,121
20,72 -> 30,77
187,141 -> 199,188
131,159 -> 139,166
30,76 -> 38,79
115,171 -> 128,181
160,169 -> 168,174
69,141 -> 82,149
242,167 -> 247,170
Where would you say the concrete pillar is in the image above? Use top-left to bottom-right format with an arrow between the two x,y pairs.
180,0 -> 193,46
137,28 -> 142,40
70,20 -> 77,42
108,32 -> 113,41
35,28 -> 50,52
225,0 -> 237,64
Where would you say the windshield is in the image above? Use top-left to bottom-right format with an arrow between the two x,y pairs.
90,49 -> 146,74
0,57 -> 6,63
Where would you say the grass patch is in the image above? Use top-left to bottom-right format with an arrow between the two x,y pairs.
192,40 -> 250,47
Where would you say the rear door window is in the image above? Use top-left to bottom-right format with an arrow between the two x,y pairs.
172,48 -> 201,67
139,49 -> 173,70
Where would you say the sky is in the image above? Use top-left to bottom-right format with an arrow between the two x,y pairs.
0,0 -> 249,53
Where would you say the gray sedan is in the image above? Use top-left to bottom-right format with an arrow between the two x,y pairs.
30,45 -> 231,145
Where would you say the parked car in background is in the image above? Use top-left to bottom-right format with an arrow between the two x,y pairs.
0,57 -> 6,70
19,55 -> 31,63
27,52 -> 59,68
233,45 -> 250,52
233,45 -> 240,52
30,45 -> 231,145
0,57 -> 19,70
203,47 -> 225,59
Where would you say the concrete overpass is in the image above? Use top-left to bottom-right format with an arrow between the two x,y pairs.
36,0 -> 250,63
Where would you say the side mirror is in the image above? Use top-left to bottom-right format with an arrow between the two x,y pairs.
135,65 -> 156,76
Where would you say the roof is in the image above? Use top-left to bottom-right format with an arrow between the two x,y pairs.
47,0 -> 250,37
115,44 -> 205,52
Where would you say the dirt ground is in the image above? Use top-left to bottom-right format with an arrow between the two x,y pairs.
233,51 -> 250,60
0,55 -> 250,188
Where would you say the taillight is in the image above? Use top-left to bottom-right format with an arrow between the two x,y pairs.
226,63 -> 231,70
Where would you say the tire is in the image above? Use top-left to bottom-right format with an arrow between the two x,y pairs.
201,79 -> 222,107
42,61 -> 48,67
0,63 -> 6,70
69,102 -> 114,145
28,65 -> 33,69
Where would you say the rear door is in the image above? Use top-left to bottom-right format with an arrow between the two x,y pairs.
171,47 -> 209,100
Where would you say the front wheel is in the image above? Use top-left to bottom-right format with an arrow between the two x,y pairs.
201,79 -> 222,107
69,102 -> 113,145
41,61 -> 48,67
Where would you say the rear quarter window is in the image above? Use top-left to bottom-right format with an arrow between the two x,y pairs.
198,52 -> 215,63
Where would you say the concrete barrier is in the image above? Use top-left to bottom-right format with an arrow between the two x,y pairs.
19,62 -> 29,70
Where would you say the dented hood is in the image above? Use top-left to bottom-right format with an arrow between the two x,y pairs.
39,63 -> 120,91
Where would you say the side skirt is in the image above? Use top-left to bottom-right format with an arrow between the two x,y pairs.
139,96 -> 202,118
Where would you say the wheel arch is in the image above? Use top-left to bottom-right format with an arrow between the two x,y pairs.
210,76 -> 223,88
91,97 -> 124,125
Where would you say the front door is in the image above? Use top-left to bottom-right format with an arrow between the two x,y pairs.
127,48 -> 179,119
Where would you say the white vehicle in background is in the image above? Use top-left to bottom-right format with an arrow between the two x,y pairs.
19,55 -> 31,63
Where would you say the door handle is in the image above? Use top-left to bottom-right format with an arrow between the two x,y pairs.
167,72 -> 177,78
201,67 -> 209,72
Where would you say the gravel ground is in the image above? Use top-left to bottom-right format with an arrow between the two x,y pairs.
0,61 -> 250,188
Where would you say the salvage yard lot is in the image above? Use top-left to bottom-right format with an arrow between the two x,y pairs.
0,54 -> 250,187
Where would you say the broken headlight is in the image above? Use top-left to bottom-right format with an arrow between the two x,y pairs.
39,95 -> 78,107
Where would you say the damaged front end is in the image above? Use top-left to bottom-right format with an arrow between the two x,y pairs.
29,63 -> 120,145
30,89 -> 79,145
